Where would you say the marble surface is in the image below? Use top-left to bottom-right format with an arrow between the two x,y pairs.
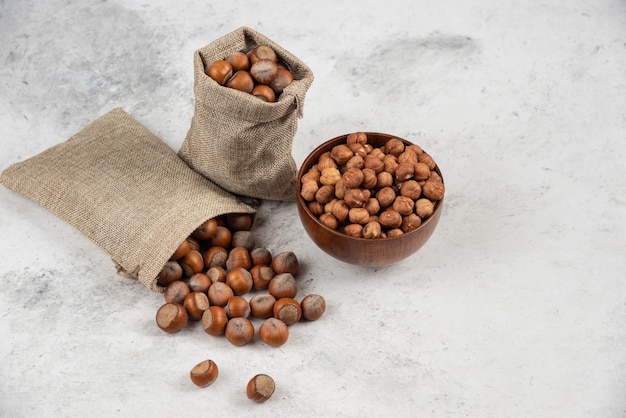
1,0 -> 626,416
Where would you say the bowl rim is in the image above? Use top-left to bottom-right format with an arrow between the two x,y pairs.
296,132 -> 444,243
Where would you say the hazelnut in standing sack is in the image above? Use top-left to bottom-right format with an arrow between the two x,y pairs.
178,26 -> 314,201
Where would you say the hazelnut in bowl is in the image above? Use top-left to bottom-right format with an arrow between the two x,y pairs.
296,132 -> 444,266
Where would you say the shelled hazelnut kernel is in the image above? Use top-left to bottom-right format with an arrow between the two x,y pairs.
190,359 -> 219,387
300,132 -> 444,239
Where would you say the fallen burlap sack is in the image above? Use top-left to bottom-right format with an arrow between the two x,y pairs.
178,26 -> 314,201
0,108 -> 255,291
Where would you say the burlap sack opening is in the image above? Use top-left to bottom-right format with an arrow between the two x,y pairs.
178,26 -> 314,202
0,108 -> 255,291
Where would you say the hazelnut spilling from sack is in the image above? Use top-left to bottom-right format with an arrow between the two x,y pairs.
0,108 -> 255,291
178,26 -> 314,201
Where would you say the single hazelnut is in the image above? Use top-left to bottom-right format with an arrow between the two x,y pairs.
300,179 -> 319,201
393,196 -> 415,216
330,200 -> 350,223
395,161 -> 415,182
225,51 -> 250,72
330,144 -> 354,166
225,295 -> 251,319
362,220 -> 382,239
247,374 -> 275,402
317,152 -> 338,170
248,45 -> 277,64
204,246 -> 228,269
206,265 -> 226,283
269,67 -> 294,95
180,250 -> 204,277
343,188 -> 366,208
170,240 -> 191,261
414,162 -> 431,181
268,273 -> 298,299
226,213 -> 254,231
250,265 -> 275,290
400,180 -> 422,200
302,166 -> 321,184
384,137 -> 405,156
342,223 -> 363,238
226,247 -> 253,270
369,148 -> 386,159
319,167 -> 341,186
383,154 -> 399,175
379,209 -> 403,229
226,267 -> 253,295
206,59 -> 233,85
387,228 -> 405,238
272,298 -> 302,326
300,294 -> 326,321
250,247 -> 272,266
419,152 -> 437,170
156,261 -> 183,287
231,231 -> 255,251
376,171 -> 394,188
259,317 -> 289,347
210,226 -> 232,248
188,273 -> 211,293
398,149 -> 418,164
163,280 -> 190,305
251,84 -> 276,102
184,291 -> 210,321
364,197 -> 381,216
422,180 -> 445,200
156,302 -> 188,333
226,70 -> 254,93
186,236 -> 201,252
416,198 -> 435,218
207,281 -> 234,307
345,155 -> 365,170
348,142 -> 368,158
315,184 -> 336,204
190,359 -> 219,387
346,131 -> 367,145
348,207 -> 371,225
364,155 -> 385,174
249,293 -> 277,319
319,212 -> 339,230
202,306 -> 228,336
361,168 -> 377,189
225,317 -> 255,346
342,167 -> 364,189
334,178 -> 347,199
376,187 -> 396,208
401,213 -> 422,233
250,59 -> 278,85
307,201 -> 325,217
271,251 -> 299,276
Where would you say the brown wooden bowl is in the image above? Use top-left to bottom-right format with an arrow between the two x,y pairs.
296,132 -> 444,266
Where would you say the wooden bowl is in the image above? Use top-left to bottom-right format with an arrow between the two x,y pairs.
296,132 -> 444,266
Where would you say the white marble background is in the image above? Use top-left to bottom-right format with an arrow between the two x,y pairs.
1,0 -> 625,417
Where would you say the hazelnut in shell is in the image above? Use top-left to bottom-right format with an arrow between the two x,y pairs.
190,359 -> 219,387
259,317 -> 289,347
156,302 -> 188,333
247,374 -> 276,402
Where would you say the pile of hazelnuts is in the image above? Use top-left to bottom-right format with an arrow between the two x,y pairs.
155,212 -> 325,348
300,132 -> 445,239
205,45 -> 294,103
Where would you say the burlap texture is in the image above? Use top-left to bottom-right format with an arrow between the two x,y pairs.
178,26 -> 314,201
0,108 -> 255,291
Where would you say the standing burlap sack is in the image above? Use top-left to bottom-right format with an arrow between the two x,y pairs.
0,108 -> 255,291
178,26 -> 314,201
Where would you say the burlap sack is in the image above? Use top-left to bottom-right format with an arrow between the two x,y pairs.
178,26 -> 314,201
0,108 -> 255,291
